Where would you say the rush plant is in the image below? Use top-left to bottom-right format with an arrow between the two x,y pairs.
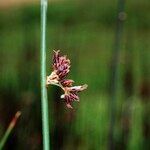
40,0 -> 87,150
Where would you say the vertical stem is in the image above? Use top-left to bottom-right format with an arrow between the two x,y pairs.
41,0 -> 50,150
109,0 -> 126,150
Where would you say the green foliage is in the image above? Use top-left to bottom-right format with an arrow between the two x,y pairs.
127,98 -> 144,150
0,0 -> 149,149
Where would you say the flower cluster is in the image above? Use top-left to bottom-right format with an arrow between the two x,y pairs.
46,50 -> 87,109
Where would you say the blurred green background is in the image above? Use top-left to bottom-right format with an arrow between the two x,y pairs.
0,0 -> 149,149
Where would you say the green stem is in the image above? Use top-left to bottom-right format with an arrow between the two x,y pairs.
41,0 -> 50,150
0,111 -> 21,150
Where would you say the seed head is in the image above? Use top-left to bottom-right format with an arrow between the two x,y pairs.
47,50 -> 88,109
53,50 -> 70,80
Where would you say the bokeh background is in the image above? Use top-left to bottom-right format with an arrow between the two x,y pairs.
0,0 -> 149,149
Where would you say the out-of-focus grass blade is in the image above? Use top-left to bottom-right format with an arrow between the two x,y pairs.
0,111 -> 21,150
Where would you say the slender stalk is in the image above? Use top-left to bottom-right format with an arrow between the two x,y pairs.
41,0 -> 50,150
0,111 -> 21,150
108,0 -> 126,149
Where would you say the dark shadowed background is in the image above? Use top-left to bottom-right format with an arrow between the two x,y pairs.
0,0 -> 149,149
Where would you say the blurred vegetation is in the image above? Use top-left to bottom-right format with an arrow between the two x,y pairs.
0,0 -> 149,149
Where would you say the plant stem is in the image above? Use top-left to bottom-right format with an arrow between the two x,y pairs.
108,0 -> 126,149
0,111 -> 21,150
41,0 -> 50,150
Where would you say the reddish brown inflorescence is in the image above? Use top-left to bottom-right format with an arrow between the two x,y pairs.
46,50 -> 88,109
